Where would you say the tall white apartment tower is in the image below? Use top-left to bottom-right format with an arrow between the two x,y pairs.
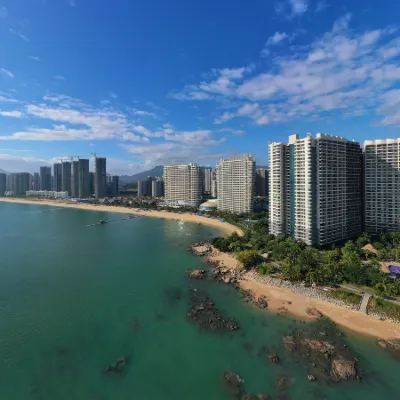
216,154 -> 255,214
269,133 -> 362,246
364,138 -> 400,233
163,163 -> 202,208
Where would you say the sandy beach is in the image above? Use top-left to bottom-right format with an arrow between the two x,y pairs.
0,197 -> 242,236
203,246 -> 400,340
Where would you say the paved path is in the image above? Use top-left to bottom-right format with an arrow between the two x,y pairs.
359,292 -> 373,314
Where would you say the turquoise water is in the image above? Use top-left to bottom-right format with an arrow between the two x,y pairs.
0,202 -> 399,400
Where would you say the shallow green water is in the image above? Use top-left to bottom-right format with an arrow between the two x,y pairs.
0,202 -> 399,400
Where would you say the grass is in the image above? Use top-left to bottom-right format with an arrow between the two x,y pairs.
328,288 -> 362,306
368,297 -> 400,321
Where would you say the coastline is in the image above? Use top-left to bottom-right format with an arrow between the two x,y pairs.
199,245 -> 400,340
0,197 -> 242,236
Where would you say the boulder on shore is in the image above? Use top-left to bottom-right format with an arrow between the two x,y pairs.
257,295 -> 269,309
306,308 -> 323,318
186,269 -> 207,279
377,339 -> 400,351
330,359 -> 357,381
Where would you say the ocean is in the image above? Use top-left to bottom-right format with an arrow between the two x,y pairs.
0,202 -> 399,400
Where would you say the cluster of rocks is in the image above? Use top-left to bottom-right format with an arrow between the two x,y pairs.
377,339 -> 400,357
222,371 -> 271,400
187,289 -> 239,332
282,332 -> 360,382
188,242 -> 212,256
186,269 -> 207,280
212,265 -> 243,285
247,271 -> 359,311
104,356 -> 128,374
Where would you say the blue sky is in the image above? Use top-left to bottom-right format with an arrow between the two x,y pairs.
0,0 -> 400,174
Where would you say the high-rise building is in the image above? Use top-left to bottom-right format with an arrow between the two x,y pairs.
78,159 -> 90,198
364,138 -> 400,233
0,173 -> 6,195
71,161 -> 79,197
216,155 -> 255,214
107,175 -> 120,196
32,173 -> 40,190
211,169 -> 217,198
137,177 -> 153,197
89,172 -> 95,196
269,133 -> 362,246
201,167 -> 212,195
20,173 -> 31,194
95,157 -> 107,198
255,168 -> 268,197
40,166 -> 52,190
61,162 -> 72,195
8,173 -> 21,194
152,179 -> 164,197
53,163 -> 62,192
163,163 -> 202,207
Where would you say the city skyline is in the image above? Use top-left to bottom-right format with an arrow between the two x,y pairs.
1,1 -> 400,175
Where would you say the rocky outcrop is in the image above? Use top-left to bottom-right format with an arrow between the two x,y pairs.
188,242 -> 211,256
306,308 -> 323,318
188,289 -> 239,332
222,371 -> 243,397
282,336 -> 297,353
331,359 -> 357,381
257,295 -> 269,309
307,374 -> 316,381
377,339 -> 400,357
186,269 -> 207,279
104,357 -> 128,374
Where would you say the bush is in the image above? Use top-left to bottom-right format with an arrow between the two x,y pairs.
236,250 -> 261,270
368,298 -> 400,322
329,289 -> 362,306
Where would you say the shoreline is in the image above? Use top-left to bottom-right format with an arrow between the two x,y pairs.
195,244 -> 400,340
0,197 -> 242,236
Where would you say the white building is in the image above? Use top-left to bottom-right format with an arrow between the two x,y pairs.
26,190 -> 69,198
269,133 -> 362,246
201,167 -> 212,194
163,163 -> 202,207
216,154 -> 255,214
364,138 -> 400,233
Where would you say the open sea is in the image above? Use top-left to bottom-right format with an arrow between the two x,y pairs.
0,202 -> 399,400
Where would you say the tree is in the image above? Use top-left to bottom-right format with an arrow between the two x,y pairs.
236,250 -> 261,270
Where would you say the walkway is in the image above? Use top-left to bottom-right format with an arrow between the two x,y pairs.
359,292 -> 373,314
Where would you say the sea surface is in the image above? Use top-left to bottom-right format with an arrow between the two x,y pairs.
0,202 -> 399,400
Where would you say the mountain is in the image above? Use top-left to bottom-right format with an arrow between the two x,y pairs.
119,166 -> 164,184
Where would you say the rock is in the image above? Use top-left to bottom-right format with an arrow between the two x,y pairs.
306,308 -> 323,318
268,353 -> 280,363
307,374 -> 316,381
377,339 -> 400,351
276,375 -> 288,391
104,356 -> 128,374
242,395 -> 258,400
257,394 -> 272,400
257,295 -> 269,309
331,359 -> 357,381
186,269 -> 207,279
223,276 -> 231,284
223,371 -> 243,397
302,339 -> 334,353
282,336 -> 297,352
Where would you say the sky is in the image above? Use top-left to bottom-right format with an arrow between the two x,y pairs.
0,0 -> 400,174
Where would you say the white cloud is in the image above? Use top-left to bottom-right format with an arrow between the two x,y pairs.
54,75 -> 66,81
289,0 -> 308,15
173,14 -> 400,127
109,92 -> 118,99
0,5 -> 7,18
315,0 -> 328,13
0,154 -> 49,173
266,32 -> 289,46
131,108 -> 158,118
275,0 -> 308,18
30,56 -> 40,61
0,110 -> 23,118
0,95 -> 18,103
9,29 -> 29,42
0,68 -> 14,78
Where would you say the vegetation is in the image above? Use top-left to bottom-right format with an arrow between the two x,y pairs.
212,221 -> 400,298
328,289 -> 362,306
236,250 -> 261,270
368,297 -> 400,321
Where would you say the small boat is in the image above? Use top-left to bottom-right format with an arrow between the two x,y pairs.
128,215 -> 135,219
97,220 -> 106,225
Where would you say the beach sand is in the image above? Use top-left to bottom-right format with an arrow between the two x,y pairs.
204,246 -> 400,340
0,197 -> 242,236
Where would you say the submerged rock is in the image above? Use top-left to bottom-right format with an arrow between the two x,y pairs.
306,308 -> 323,318
282,336 -> 297,353
331,359 -> 357,381
223,371 -> 243,397
104,356 -> 128,374
257,295 -> 269,309
186,269 -> 207,280
268,353 -> 280,363
377,339 -> 400,357
257,394 -> 272,400
307,374 -> 316,381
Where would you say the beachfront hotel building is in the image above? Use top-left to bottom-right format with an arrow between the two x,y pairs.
163,163 -> 202,207
364,138 -> 400,233
95,157 -> 107,198
201,167 -> 212,195
216,154 -> 255,214
269,133 -> 362,246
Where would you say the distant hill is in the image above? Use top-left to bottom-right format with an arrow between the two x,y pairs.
120,166 -> 164,184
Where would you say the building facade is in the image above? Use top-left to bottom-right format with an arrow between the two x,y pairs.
107,175 -> 119,196
40,166 -> 52,191
163,163 -> 202,207
32,173 -> 40,191
0,173 -> 6,195
95,157 -> 107,198
53,163 -> 62,192
255,168 -> 268,197
216,154 -> 255,214
61,162 -> 72,195
269,133 -> 362,246
78,159 -> 90,198
364,138 -> 400,233
71,161 -> 79,197
211,169 -> 217,198
151,179 -> 164,197
201,167 -> 212,195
